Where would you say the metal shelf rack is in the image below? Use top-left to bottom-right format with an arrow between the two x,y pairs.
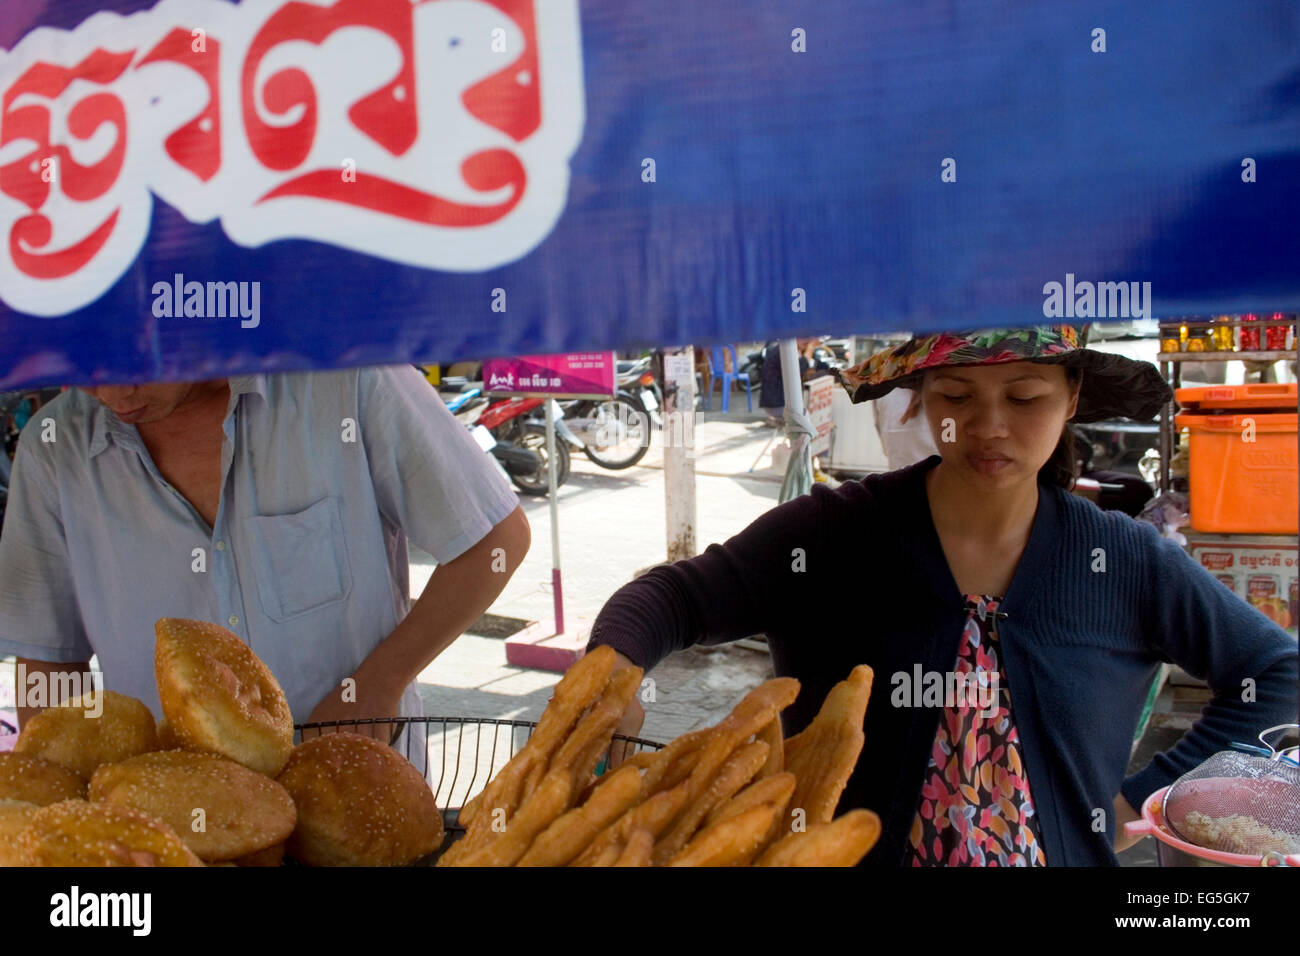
1155,316 -> 1297,494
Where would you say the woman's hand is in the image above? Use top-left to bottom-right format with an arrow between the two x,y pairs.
1112,794 -> 1142,852
607,650 -> 646,769
304,678 -> 403,745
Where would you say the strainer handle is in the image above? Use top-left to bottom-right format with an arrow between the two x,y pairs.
1257,723 -> 1299,758
1230,742 -> 1273,757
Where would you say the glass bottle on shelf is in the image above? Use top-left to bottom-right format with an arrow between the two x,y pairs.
1211,315 -> 1235,351
1240,313 -> 1261,351
1185,319 -> 1211,352
1266,312 -> 1290,351
1160,318 -> 1182,353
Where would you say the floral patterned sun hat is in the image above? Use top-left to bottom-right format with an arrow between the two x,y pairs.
836,325 -> 1172,423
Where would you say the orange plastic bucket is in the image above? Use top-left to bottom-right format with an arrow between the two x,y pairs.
1175,384 -> 1297,534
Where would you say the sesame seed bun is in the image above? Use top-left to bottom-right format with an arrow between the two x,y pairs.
15,690 -> 158,779
277,732 -> 443,866
20,799 -> 203,867
0,799 -> 40,866
90,750 -> 296,863
0,752 -> 88,805
154,618 -> 293,776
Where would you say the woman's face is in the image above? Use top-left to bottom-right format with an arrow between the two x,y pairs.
920,362 -> 1079,487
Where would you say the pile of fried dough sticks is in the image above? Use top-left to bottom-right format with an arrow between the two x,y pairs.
438,647 -> 879,867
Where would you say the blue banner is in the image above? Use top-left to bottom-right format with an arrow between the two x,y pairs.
1,0 -> 1297,389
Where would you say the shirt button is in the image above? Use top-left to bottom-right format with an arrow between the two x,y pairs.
215,541 -> 226,551
227,615 -> 239,628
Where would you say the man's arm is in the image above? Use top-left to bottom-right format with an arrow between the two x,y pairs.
307,365 -> 528,735
14,657 -> 93,730
306,506 -> 530,727
357,505 -> 529,698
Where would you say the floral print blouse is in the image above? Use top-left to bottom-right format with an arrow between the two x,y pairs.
906,594 -> 1048,866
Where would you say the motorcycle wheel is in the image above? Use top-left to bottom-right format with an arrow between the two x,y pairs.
583,393 -> 652,470
510,422 -> 570,496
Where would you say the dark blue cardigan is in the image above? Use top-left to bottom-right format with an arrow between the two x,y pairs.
589,455 -> 1299,865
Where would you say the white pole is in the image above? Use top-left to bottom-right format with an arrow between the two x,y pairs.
778,339 -> 814,501
779,339 -> 804,415
544,399 -> 563,633
662,346 -> 697,561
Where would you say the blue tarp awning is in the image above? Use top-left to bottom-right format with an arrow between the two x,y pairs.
1,0 -> 1297,389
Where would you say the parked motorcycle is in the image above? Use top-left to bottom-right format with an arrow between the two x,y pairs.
1071,423 -> 1157,516
1072,418 -> 1159,477
439,381 -> 573,496
811,342 -> 847,371
616,356 -> 664,428
538,358 -> 663,470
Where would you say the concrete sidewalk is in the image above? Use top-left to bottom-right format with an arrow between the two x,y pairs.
411,414 -> 789,742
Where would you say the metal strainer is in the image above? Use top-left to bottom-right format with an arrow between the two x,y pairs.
1161,724 -> 1300,859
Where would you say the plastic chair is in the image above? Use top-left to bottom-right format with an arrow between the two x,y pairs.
704,346 -> 753,413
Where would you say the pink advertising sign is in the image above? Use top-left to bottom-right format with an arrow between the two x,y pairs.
482,352 -> 617,398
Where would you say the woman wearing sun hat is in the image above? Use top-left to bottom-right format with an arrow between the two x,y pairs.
587,324 -> 1298,866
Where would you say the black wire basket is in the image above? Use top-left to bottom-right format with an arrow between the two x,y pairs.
293,716 -> 665,864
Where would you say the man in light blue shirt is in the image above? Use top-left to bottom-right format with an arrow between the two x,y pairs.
0,365 -> 529,755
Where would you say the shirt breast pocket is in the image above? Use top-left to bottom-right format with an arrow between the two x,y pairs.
243,497 -> 353,622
